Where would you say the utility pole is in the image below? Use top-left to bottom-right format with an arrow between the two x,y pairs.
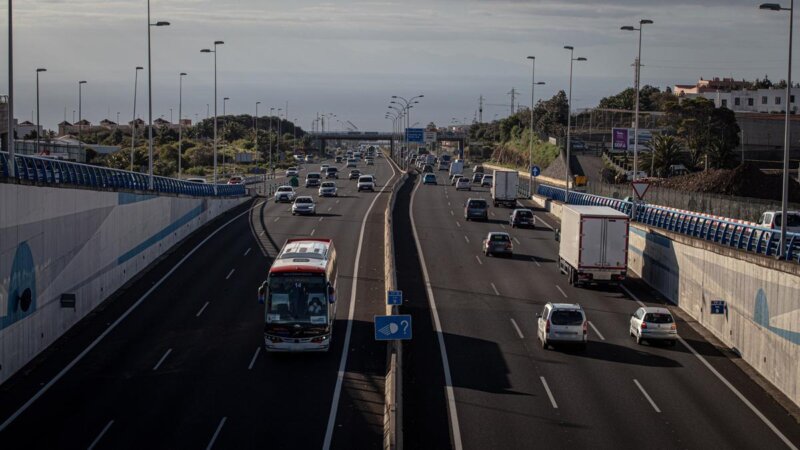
507,88 -> 517,116
479,95 -> 484,123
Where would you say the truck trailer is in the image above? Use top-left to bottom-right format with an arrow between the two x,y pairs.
491,170 -> 519,207
558,205 -> 629,287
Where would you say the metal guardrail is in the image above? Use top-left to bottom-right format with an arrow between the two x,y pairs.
1,151 -> 246,197
536,184 -> 800,263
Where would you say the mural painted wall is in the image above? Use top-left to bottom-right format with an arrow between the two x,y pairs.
0,184 -> 247,385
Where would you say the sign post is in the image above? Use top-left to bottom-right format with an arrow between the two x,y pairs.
529,165 -> 541,198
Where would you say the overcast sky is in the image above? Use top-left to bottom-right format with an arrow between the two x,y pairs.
0,0 -> 796,131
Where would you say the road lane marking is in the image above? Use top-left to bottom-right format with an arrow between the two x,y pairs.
450,210 -> 454,216
536,216 -> 555,231
248,346 -> 261,370
243,247 -> 251,256
206,417 -> 227,450
310,229 -> 316,236
513,237 -> 521,245
336,199 -> 340,204
588,321 -> 605,341
531,256 -> 542,267
540,377 -> 558,409
319,217 -> 324,222
87,420 -> 114,450
409,174 -> 463,450
455,221 -> 461,228
0,202 -> 264,433
475,255 -> 483,265
152,348 -> 172,371
490,282 -> 500,296
196,301 -> 210,317
260,229 -> 266,235
510,318 -> 524,339
464,235 -> 470,243
328,206 -> 332,211
491,211 -> 496,217
500,224 -> 506,230
225,269 -> 235,280
448,201 -> 451,206
633,379 -> 661,413
323,149 -> 398,450
620,285 -> 647,307
273,217 -> 280,223
556,285 -> 568,298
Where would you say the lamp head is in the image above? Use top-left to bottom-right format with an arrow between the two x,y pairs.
200,49 -> 211,53
621,26 -> 635,31
155,21 -> 170,26
180,72 -> 187,76
391,95 -> 398,98
37,68 -> 47,72
760,3 -> 782,10
536,81 -> 546,85
564,45 -> 574,50
576,57 -> 588,61
214,40 -> 224,45
136,66 -> 144,70
640,19 -> 653,25
79,80 -> 87,84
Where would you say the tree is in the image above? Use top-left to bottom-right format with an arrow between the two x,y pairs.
597,85 -> 665,111
663,97 -> 739,170
641,134 -> 684,177
707,139 -> 736,169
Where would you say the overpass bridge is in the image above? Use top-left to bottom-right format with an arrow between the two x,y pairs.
309,130 -> 468,155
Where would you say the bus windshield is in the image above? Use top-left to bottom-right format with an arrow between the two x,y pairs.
266,274 -> 328,325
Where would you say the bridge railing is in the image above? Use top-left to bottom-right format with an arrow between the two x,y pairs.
536,184 -> 800,263
1,151 -> 246,197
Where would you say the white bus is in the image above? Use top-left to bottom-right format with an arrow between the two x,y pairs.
258,238 -> 338,352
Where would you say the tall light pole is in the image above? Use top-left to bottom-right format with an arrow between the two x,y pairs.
392,94 -> 424,168
35,68 -> 46,154
147,0 -> 170,189
223,97 -> 229,116
78,80 -> 87,155
389,104 -> 405,160
269,107 -> 275,170
760,2 -> 793,257
564,46 -> 587,204
526,56 -> 545,197
277,108 -> 283,158
7,0 -> 14,176
178,72 -> 187,178
621,19 -> 653,184
201,40 -> 224,192
255,101 -> 260,162
130,66 -> 143,171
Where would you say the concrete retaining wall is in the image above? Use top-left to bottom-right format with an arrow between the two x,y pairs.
531,193 -> 800,407
0,183 -> 248,385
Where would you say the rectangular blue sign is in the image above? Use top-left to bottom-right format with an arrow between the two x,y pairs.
387,290 -> 403,306
375,315 -> 412,340
710,300 -> 725,315
406,128 -> 424,143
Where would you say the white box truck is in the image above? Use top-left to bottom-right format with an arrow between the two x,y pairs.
558,205 -> 629,287
491,170 -> 519,207
449,160 -> 464,176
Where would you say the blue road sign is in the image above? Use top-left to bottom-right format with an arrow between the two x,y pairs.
531,165 -> 541,177
710,300 -> 726,315
387,290 -> 403,306
375,315 -> 412,340
406,128 -> 424,143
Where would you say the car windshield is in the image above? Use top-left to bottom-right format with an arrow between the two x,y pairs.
321,182 -> 335,188
483,176 -> 493,181
774,213 -> 800,227
277,187 -> 292,192
644,313 -> 674,324
550,310 -> 584,326
359,176 -> 373,182
307,174 -> 320,179
266,274 -> 328,325
296,198 -> 313,204
490,234 -> 510,242
468,200 -> 486,208
327,168 -> 337,172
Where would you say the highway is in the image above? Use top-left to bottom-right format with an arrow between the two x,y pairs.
0,154 -> 397,449
397,165 -> 800,449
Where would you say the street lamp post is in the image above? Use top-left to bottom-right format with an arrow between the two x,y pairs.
255,101 -> 260,163
391,95 -> 424,169
78,80 -> 87,155
526,56 -> 545,198
563,46 -> 587,204
760,2 -> 793,257
130,66 -> 143,171
621,19 -> 653,187
269,107 -> 275,171
7,0 -> 14,176
146,0 -> 170,189
201,40 -> 224,193
178,72 -> 186,178
35,68 -> 46,154
277,108 -> 283,159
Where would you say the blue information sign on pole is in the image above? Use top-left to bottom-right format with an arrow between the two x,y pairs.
406,128 -> 424,143
375,315 -> 412,340
710,300 -> 726,315
531,165 -> 541,177
387,290 -> 403,306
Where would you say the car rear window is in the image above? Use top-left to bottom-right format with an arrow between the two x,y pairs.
307,173 -> 320,179
296,198 -> 312,203
278,187 -> 292,192
644,313 -> 674,324
490,234 -> 510,242
550,310 -> 584,326
775,213 -> 800,227
517,211 -> 533,218
468,200 -> 486,208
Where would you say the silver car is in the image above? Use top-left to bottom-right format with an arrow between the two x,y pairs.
274,186 -> 296,203
482,232 -> 513,257
630,307 -> 677,346
292,196 -> 316,215
538,303 -> 588,350
318,181 -> 338,197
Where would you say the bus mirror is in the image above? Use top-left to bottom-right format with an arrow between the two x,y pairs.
554,228 -> 561,242
328,283 -> 336,302
257,280 -> 267,304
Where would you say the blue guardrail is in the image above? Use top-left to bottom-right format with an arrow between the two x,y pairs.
536,184 -> 800,263
1,151 -> 245,197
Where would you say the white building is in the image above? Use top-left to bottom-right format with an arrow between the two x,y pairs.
678,87 -> 800,114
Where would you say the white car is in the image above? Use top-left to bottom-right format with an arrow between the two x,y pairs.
357,175 -> 376,191
292,196 -> 316,215
537,302 -> 588,350
455,177 -> 471,191
630,307 -> 677,346
319,181 -> 338,197
757,210 -> 800,234
346,158 -> 358,168
274,186 -> 296,203
320,164 -> 330,173
365,157 -> 374,165
285,167 -> 299,177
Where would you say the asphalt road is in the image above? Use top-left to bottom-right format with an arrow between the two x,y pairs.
0,153 -> 396,449
398,164 -> 800,449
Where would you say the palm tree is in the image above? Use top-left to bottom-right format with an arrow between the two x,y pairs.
706,139 -> 736,169
643,134 -> 684,177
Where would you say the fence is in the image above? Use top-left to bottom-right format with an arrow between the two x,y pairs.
537,184 -> 800,263
1,151 -> 246,197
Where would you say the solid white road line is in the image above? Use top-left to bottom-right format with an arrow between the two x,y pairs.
536,216 -> 555,231
243,247 -> 251,256
475,255 -> 483,265
633,379 -> 661,413
513,237 -> 521,245
510,318 -> 524,339
225,269 -> 235,280
556,285 -> 568,298
152,348 -> 172,371
248,346 -> 261,370
490,282 -> 500,296
87,420 -> 114,450
409,174 -> 463,450
0,202 -> 265,433
622,286 -> 796,449
206,417 -> 227,450
588,321 -> 606,341
323,153 -> 397,450
540,377 -> 558,409
310,229 -> 316,236
196,301 -> 210,318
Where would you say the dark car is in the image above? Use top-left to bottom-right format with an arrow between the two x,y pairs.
422,164 -> 434,173
509,208 -> 535,228
326,167 -> 339,179
349,169 -> 361,180
335,156 -> 343,163
472,172 -> 484,183
464,198 -> 489,221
